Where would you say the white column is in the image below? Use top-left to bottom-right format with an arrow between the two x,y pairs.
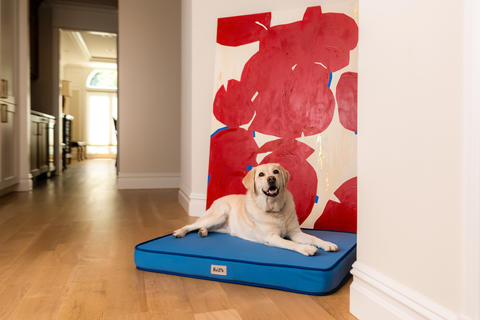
15,0 -> 31,191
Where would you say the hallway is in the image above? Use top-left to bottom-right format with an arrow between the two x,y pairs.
0,160 -> 354,319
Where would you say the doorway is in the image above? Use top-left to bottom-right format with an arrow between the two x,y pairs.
59,29 -> 118,163
87,90 -> 117,157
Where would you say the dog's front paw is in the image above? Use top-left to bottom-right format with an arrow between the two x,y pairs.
173,229 -> 186,238
298,245 -> 318,256
198,227 -> 208,237
320,241 -> 338,252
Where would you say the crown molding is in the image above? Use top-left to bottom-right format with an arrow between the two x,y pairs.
67,31 -> 91,61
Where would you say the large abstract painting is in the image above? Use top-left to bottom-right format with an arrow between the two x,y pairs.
207,4 -> 358,232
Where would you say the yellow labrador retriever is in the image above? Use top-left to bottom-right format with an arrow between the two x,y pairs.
173,163 -> 338,256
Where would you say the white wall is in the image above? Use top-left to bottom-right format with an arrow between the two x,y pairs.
182,0 -> 477,319
179,0 -> 345,215
117,0 -> 181,189
350,0 -> 467,319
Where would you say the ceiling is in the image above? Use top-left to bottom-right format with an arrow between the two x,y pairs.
60,29 -> 117,69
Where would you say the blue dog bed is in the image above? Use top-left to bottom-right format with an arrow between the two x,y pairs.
135,229 -> 356,295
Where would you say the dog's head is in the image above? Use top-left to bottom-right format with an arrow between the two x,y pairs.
242,163 -> 290,198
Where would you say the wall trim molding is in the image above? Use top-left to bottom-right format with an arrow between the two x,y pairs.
350,262 -> 458,320
461,1 -> 480,319
178,185 -> 206,217
117,173 -> 180,190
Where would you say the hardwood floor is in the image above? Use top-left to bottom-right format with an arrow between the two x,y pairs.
0,160 -> 357,320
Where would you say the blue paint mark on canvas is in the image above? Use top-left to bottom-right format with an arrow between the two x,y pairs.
315,195 -> 319,204
210,126 -> 229,138
208,174 -> 211,185
355,131 -> 357,135
253,131 -> 255,138
247,164 -> 253,171
328,73 -> 333,88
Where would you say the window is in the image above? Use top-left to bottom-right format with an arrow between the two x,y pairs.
86,92 -> 117,156
86,69 -> 118,156
87,69 -> 117,89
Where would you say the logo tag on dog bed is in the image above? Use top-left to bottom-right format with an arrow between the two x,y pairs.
211,265 -> 227,275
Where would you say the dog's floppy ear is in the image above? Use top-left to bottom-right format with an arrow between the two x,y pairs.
242,168 -> 256,193
279,165 -> 290,185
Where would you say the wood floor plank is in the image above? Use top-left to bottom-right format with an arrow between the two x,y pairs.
194,309 -> 243,320
102,311 -> 152,320
104,250 -> 149,317
0,284 -> 31,319
23,224 -> 72,253
57,221 -> 93,245
0,224 -> 49,269
8,285 -> 69,320
181,277 -> 234,314
261,288 -> 336,320
55,281 -> 107,320
0,214 -> 31,245
0,251 -> 52,287
311,277 -> 358,320
144,273 -> 195,320
220,283 -> 289,320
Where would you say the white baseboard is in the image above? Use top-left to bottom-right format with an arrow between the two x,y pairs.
178,186 -> 206,217
350,262 -> 458,320
117,173 -> 180,189
15,176 -> 32,191
0,183 -> 19,197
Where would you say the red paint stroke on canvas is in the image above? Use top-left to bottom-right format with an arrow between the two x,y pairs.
259,138 -> 317,224
213,79 -> 255,128
207,128 -> 259,209
336,72 -> 358,132
217,12 -> 272,47
314,177 -> 357,233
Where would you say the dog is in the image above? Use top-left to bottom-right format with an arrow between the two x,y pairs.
173,163 -> 338,256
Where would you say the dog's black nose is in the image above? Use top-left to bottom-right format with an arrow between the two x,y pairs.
267,176 -> 276,184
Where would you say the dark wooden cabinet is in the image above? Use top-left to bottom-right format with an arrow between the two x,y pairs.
31,111 -> 55,178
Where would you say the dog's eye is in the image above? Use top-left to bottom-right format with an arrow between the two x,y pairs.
259,172 -> 264,177
273,169 -> 279,174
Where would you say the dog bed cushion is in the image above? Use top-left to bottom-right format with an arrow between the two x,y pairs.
134,229 -> 356,295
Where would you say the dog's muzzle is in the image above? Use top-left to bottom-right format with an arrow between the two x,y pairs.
263,186 -> 279,197
264,176 -> 279,197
